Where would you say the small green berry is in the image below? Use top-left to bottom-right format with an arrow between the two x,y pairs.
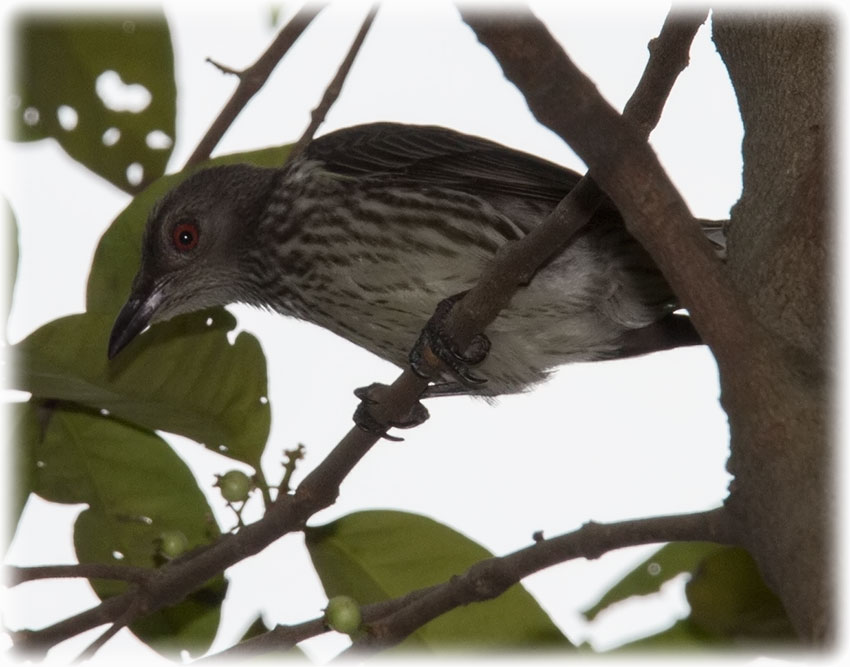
159,529 -> 189,558
325,595 -> 362,635
217,470 -> 252,503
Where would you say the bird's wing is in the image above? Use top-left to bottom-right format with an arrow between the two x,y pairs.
304,122 -> 582,206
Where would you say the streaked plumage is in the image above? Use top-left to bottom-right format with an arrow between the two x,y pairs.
110,123 -> 714,395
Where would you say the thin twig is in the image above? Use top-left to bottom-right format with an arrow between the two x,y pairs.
74,620 -> 126,662
198,617 -> 326,660
284,4 -> 379,165
10,595 -> 133,653
205,57 -> 242,76
74,597 -> 141,662
359,508 -> 734,649
8,563 -> 152,586
184,3 -> 326,168
217,508 -> 732,656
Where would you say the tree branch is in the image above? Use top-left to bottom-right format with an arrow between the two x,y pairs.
75,598 -> 140,662
184,3 -> 326,168
460,7 -> 770,386
201,587 -> 439,660
362,508 -> 733,649
210,509 -> 734,657
285,4 -> 379,165
463,6 -> 833,642
10,595 -> 134,653
7,563 -> 151,586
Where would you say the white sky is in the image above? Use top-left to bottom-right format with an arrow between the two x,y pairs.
2,0 -> 840,665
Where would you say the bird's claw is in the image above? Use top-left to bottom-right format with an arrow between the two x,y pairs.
353,383 -> 429,441
409,293 -> 491,386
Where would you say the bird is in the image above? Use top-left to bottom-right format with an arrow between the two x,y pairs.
109,122 -> 719,398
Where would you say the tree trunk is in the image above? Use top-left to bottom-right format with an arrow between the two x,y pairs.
712,13 -> 833,643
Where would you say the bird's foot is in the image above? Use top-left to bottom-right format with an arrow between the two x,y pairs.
409,293 -> 491,386
352,383 -> 430,442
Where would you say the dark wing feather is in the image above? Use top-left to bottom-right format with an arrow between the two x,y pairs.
305,122 -> 582,207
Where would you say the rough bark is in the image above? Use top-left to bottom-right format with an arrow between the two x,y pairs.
712,13 -> 833,643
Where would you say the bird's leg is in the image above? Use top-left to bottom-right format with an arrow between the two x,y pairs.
352,383 -> 430,441
352,292 -> 491,439
409,292 -> 492,386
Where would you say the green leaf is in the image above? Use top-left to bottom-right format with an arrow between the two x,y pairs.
86,145 -> 290,315
12,13 -> 176,192
12,310 -> 269,468
614,618 -> 717,650
13,148 -> 291,468
686,547 -> 795,641
590,545 -> 795,651
305,510 -> 571,649
20,401 -> 224,656
583,542 -> 725,620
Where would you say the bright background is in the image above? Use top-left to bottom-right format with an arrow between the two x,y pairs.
0,0 -> 774,663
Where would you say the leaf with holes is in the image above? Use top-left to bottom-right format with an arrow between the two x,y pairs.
12,13 -> 176,192
12,309 -> 270,468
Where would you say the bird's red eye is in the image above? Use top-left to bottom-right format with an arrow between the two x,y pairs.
172,222 -> 199,251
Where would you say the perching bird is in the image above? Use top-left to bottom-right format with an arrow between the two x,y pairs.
109,122 -> 717,397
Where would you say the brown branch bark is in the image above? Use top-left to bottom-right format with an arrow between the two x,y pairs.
433,9 -> 710,356
462,5 -> 832,644
212,509 -> 734,657
184,3 -> 326,168
203,587 -> 438,659
711,14 -> 833,643
7,563 -> 151,585
285,4 -> 379,165
460,7 -> 751,368
361,509 -> 733,649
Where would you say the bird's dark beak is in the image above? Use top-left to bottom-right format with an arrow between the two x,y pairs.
108,290 -> 163,360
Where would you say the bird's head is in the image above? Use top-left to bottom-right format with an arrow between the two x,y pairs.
108,164 -> 278,359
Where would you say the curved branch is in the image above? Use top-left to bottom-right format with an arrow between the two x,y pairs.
362,508 -> 733,648
461,7 -> 764,380
216,508 -> 733,656
285,4 -> 379,165
463,6 -> 833,643
184,3 -> 326,168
